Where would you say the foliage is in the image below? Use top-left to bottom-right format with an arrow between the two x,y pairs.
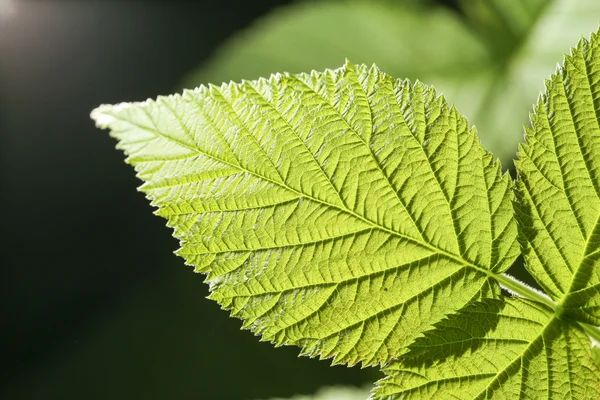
92,29 -> 600,398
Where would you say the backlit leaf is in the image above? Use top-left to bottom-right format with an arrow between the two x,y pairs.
515,30 -> 600,325
92,61 -> 518,367
373,298 -> 600,399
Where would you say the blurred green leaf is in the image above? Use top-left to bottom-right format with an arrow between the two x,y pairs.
262,385 -> 371,400
184,0 -> 600,164
456,0 -> 600,165
184,1 -> 487,83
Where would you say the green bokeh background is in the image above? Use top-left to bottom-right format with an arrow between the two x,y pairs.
2,1 -> 598,399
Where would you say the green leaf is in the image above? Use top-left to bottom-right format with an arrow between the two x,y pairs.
184,0 -> 600,164
92,61 -> 518,366
515,30 -> 600,325
457,0 -> 547,55
373,298 -> 600,399
184,2 -> 486,86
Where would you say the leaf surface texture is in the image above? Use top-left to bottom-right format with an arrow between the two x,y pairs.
92,61 -> 518,366
516,31 -> 600,324
373,298 -> 600,399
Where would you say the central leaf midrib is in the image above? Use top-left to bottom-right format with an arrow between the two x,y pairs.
106,96 -> 491,279
285,72 -> 480,273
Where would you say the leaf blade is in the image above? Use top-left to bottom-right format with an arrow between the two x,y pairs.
515,30 -> 600,324
92,61 -> 518,366
373,298 -> 600,399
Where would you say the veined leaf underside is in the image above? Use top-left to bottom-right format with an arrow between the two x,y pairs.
92,61 -> 518,367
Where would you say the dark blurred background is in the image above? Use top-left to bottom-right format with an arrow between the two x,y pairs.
1,1 -> 598,399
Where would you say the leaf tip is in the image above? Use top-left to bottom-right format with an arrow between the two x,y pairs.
90,104 -> 117,129
343,58 -> 355,69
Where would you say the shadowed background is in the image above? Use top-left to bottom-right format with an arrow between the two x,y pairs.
2,1 -> 597,399
0,2 -> 378,399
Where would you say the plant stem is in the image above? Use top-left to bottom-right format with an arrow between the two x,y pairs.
498,273 -> 600,343
497,273 -> 556,309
